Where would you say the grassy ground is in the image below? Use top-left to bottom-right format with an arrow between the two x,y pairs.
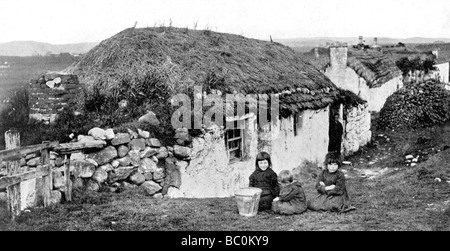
1,125 -> 450,231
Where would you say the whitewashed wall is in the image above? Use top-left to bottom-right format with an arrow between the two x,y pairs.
368,76 -> 403,112
178,108 -> 330,198
431,62 -> 449,83
326,67 -> 402,112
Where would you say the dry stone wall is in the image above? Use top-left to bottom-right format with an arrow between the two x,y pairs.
28,72 -> 83,124
343,103 -> 372,155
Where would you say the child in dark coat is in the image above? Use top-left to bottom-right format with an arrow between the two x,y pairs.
271,170 -> 307,215
249,152 -> 280,211
307,153 -> 356,213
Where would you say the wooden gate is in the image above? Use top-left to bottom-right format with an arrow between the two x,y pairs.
0,130 -> 71,220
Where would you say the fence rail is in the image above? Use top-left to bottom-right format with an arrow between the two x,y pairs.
0,129 -> 80,220
0,141 -> 59,161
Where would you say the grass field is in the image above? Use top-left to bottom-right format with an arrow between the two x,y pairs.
1,123 -> 449,231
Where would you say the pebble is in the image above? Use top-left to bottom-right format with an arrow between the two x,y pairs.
435,178 -> 442,182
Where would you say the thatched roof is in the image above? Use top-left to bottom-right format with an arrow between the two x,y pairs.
69,27 -> 337,116
303,47 -> 402,88
335,88 -> 367,109
348,50 -> 402,88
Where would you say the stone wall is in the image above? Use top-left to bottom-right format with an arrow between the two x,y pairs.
28,72 -> 83,124
342,103 -> 372,156
1,107 -> 333,201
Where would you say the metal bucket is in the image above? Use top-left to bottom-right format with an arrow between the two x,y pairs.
234,187 -> 262,217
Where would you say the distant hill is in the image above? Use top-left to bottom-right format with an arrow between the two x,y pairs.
0,41 -> 98,56
275,37 -> 450,52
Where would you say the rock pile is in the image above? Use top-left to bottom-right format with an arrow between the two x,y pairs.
1,126 -> 204,202
63,127 -> 191,198
378,80 -> 450,130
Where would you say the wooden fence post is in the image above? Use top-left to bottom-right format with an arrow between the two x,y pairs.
64,154 -> 72,202
41,145 -> 52,207
5,129 -> 21,220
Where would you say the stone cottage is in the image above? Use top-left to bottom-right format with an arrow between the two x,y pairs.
68,27 -> 340,198
431,49 -> 449,83
305,43 -> 403,112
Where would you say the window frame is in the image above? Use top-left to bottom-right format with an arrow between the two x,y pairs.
225,120 -> 245,162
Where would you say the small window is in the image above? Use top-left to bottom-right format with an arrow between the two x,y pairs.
293,112 -> 303,136
226,128 -> 243,161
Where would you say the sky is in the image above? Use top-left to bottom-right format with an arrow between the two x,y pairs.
0,0 -> 449,44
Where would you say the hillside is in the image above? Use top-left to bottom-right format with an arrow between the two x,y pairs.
0,41 -> 98,56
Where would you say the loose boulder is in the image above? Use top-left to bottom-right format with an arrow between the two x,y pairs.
147,138 -> 162,148
129,173 -> 146,185
156,147 -> 169,159
129,138 -> 146,151
138,129 -> 150,139
104,129 -> 115,140
142,181 -> 162,196
108,166 -> 137,183
86,180 -> 100,191
92,169 -> 108,184
88,127 -> 107,140
140,147 -> 159,158
87,146 -> 118,166
127,128 -> 138,139
138,111 -> 160,126
128,150 -> 141,166
117,145 -> 130,158
117,156 -> 132,167
99,163 -> 113,172
138,158 -> 157,174
174,127 -> 191,146
173,145 -> 191,159
111,133 -> 131,146
72,160 -> 97,178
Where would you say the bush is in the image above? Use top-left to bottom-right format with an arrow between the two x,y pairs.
396,57 -> 437,76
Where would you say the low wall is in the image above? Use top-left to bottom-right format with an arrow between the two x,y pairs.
28,72 -> 83,124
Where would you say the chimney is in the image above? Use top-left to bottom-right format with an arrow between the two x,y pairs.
432,49 -> 439,59
330,43 -> 348,70
359,35 -> 364,44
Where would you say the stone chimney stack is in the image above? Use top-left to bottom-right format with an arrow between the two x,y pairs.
330,43 -> 348,70
432,49 -> 439,59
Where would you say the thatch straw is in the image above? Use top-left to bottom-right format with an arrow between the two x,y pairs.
68,27 -> 337,116
303,47 -> 402,88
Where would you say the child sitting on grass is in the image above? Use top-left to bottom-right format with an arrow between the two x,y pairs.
249,152 -> 280,211
307,153 -> 356,213
271,169 -> 308,215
